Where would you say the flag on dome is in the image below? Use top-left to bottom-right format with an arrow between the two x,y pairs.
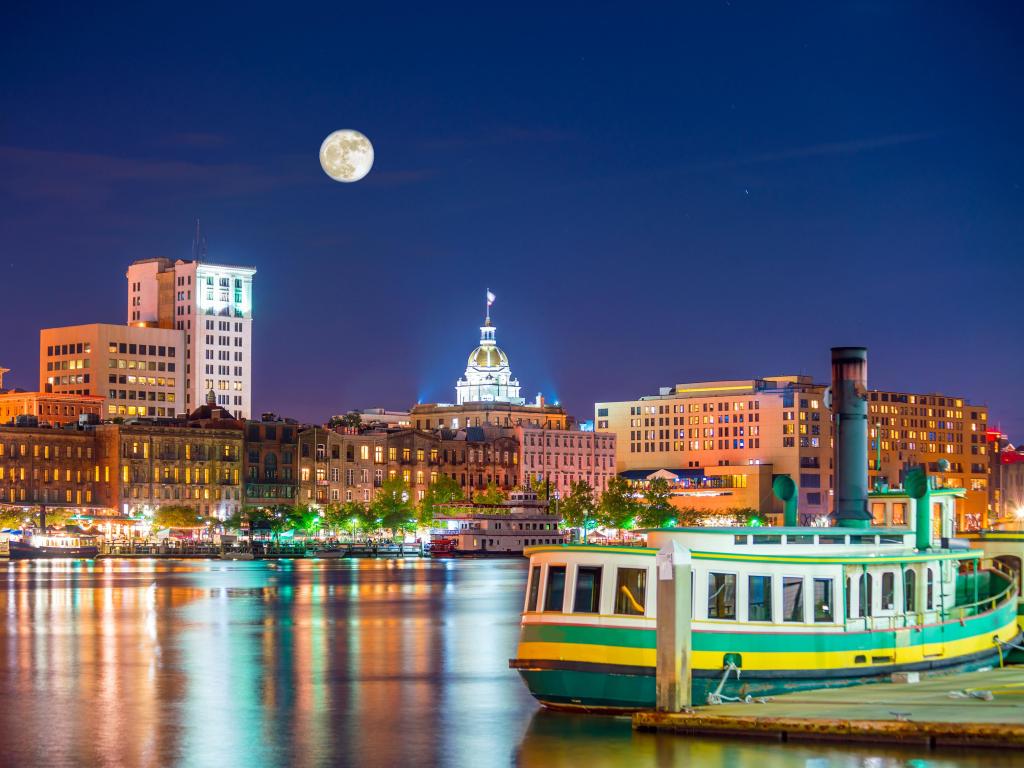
486,290 -> 496,306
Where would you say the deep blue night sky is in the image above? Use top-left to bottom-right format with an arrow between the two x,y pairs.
1,4 -> 1022,436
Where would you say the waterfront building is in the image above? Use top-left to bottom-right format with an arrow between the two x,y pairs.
516,425 -> 617,497
39,323 -> 185,419
596,376 -> 830,521
0,423 -> 108,509
94,418 -> 244,520
439,425 -> 519,496
0,387 -> 103,427
619,464 -> 777,519
867,389 -> 989,529
126,256 -> 256,418
295,424 -> 520,507
296,426 -> 386,506
385,428 -> 443,502
244,415 -> 299,509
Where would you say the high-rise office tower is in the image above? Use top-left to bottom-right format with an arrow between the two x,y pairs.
126,255 -> 255,418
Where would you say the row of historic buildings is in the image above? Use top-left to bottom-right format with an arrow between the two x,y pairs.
3,273 -> 1021,530
0,302 -> 617,522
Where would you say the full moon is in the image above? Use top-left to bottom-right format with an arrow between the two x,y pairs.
319,129 -> 374,182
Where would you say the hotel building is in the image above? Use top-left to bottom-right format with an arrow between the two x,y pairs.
868,390 -> 989,528
126,257 -> 255,418
599,375 -> 994,526
39,323 -> 185,419
597,376 -> 830,521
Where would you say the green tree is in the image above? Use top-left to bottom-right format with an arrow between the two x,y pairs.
474,481 -> 506,506
0,509 -> 30,529
328,411 -> 363,429
153,505 -> 203,529
419,475 -> 463,525
597,477 -> 641,530
559,480 -> 597,530
526,474 -> 551,500
288,503 -> 323,535
636,477 -> 676,529
369,478 -> 416,533
330,501 -> 368,537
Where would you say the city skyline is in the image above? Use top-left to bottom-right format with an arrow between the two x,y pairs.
2,4 -> 1022,437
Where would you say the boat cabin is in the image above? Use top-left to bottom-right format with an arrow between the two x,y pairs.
522,527 -> 1009,634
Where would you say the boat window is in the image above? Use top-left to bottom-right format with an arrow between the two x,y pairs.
614,567 -> 647,616
850,535 -> 878,545
995,555 -> 1022,591
752,535 -> 781,545
813,578 -> 833,622
892,503 -> 906,525
904,569 -> 916,612
782,576 -> 804,622
787,535 -> 814,545
747,575 -> 773,622
544,566 -> 566,612
573,566 -> 602,614
859,573 -> 873,617
526,565 -> 541,611
926,567 -> 934,610
707,572 -> 736,620
733,535 -> 748,545
879,536 -> 903,545
819,535 -> 846,545
881,572 -> 895,611
846,576 -> 852,619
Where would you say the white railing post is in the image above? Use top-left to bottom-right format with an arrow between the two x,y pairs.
656,540 -> 692,712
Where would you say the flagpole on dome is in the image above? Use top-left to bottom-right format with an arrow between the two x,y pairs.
486,289 -> 496,325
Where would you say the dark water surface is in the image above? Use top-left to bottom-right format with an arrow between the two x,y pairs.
0,558 -> 1017,767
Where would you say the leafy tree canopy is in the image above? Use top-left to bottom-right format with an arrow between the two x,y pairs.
153,505 -> 204,529
369,478 -> 416,533
419,474 -> 463,525
636,477 -> 676,529
559,480 -> 596,529
474,481 -> 506,506
597,476 -> 642,530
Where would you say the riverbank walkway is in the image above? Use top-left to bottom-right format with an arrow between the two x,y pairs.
633,666 -> 1024,748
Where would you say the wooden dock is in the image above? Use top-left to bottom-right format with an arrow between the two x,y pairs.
633,667 -> 1024,748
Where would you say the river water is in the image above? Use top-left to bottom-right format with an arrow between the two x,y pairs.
0,558 -> 1015,767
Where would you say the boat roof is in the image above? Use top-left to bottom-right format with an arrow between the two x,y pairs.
523,542 -> 981,565
637,526 -> 913,535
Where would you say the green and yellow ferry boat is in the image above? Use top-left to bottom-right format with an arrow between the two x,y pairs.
509,526 -> 1020,712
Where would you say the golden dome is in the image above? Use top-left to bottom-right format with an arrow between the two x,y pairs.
469,345 -> 508,368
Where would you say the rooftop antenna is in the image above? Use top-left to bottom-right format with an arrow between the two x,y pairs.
191,218 -> 207,261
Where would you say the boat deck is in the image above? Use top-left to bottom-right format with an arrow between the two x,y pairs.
633,666 -> 1024,748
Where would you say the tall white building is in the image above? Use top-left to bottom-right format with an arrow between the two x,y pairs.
126,256 -> 255,418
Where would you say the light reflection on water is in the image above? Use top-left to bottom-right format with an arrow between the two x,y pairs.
0,558 -> 1010,768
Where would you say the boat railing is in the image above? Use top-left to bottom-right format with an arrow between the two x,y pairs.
846,558 -> 1017,632
948,559 -> 1019,623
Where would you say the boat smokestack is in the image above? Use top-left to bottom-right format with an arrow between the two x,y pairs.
831,347 -> 871,528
